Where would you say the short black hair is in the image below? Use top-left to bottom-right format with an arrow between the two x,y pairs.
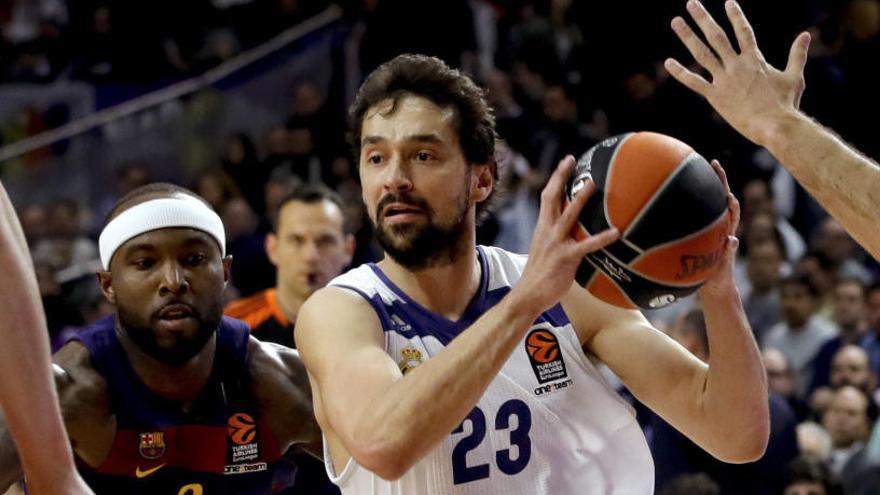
349,54 -> 500,218
781,272 -> 821,298
783,455 -> 843,495
273,183 -> 347,233
105,182 -> 211,225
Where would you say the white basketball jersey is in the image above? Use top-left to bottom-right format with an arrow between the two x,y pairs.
325,246 -> 654,494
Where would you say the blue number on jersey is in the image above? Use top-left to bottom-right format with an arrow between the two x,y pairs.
452,399 -> 532,484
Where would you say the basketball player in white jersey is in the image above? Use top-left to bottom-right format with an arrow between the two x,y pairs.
296,54 -> 769,494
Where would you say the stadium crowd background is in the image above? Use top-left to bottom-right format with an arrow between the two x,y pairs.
1,0 -> 880,493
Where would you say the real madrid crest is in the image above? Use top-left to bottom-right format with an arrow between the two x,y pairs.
138,431 -> 166,460
398,345 -> 424,374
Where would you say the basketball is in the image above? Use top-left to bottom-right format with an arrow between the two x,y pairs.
566,132 -> 730,310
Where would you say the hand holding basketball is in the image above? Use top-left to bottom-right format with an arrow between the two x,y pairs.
698,159 -> 741,298
514,155 -> 620,316
664,0 -> 811,147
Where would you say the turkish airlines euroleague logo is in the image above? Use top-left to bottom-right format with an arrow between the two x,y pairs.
228,413 -> 257,446
527,329 -> 560,363
525,328 -> 569,391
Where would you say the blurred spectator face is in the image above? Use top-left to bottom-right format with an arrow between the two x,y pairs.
266,127 -> 290,156
48,200 -> 82,237
746,240 -> 783,292
815,218 -> 856,265
226,137 -> 246,164
195,173 -> 229,211
287,128 -> 314,155
221,198 -> 259,241
832,280 -> 866,330
19,204 -> 48,241
795,256 -> 835,299
784,482 -> 826,495
822,386 -> 871,448
267,199 -> 353,301
744,212 -> 777,250
780,280 -> 817,327
867,287 -> 880,331
742,179 -> 774,220
485,69 -> 514,109
542,86 -> 576,124
119,164 -> 150,194
764,348 -> 795,396
290,80 -> 322,116
263,176 -> 302,232
830,345 -> 874,392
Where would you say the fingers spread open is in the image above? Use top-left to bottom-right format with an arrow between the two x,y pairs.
687,0 -> 736,59
671,16 -> 723,74
725,0 -> 759,55
664,58 -> 712,95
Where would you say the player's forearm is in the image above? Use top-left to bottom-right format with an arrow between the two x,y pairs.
0,184 -> 78,483
698,284 -> 769,463
763,111 -> 880,260
348,291 -> 541,478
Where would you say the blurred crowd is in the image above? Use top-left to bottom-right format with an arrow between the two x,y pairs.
4,0 -> 880,494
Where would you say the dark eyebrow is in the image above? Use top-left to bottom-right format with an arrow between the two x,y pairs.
361,134 -> 445,148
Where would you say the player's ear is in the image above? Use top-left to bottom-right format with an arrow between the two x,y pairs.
222,255 -> 233,284
471,161 -> 495,203
97,271 -> 115,304
265,232 -> 279,266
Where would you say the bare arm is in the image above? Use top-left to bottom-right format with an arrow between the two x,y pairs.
568,162 -> 769,462
297,156 -> 619,480
248,339 -> 322,458
665,0 -> 880,260
0,181 -> 93,495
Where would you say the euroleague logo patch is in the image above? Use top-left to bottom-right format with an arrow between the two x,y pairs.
226,412 -> 261,469
228,413 -> 257,446
525,327 -> 572,396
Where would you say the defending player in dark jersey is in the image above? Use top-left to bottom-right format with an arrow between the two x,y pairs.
0,183 -> 320,494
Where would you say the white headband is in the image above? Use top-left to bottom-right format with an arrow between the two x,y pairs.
98,197 -> 226,270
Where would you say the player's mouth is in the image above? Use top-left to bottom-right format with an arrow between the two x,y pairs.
382,203 -> 424,222
156,303 -> 196,322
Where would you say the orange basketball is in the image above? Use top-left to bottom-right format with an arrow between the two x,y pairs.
228,412 -> 257,446
567,132 -> 730,309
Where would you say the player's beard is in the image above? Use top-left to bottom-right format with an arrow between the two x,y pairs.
116,301 -> 222,366
374,187 -> 470,271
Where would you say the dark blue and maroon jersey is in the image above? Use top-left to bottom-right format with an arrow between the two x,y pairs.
72,315 -> 296,495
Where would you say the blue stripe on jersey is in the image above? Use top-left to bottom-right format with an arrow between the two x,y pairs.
336,247 -> 571,345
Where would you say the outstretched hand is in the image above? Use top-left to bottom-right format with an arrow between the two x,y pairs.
516,155 -> 619,315
665,0 -> 811,147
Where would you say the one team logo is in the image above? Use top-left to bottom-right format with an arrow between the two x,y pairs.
525,327 -> 573,396
138,431 -> 166,460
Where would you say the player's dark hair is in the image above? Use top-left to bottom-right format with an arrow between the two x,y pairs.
105,183 -> 211,225
781,272 -> 821,298
273,183 -> 347,233
349,54 -> 500,218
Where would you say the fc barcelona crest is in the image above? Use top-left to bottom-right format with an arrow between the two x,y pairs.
138,431 -> 166,460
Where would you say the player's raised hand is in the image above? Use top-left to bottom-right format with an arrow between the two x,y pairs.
516,155 -> 619,315
665,0 -> 811,147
